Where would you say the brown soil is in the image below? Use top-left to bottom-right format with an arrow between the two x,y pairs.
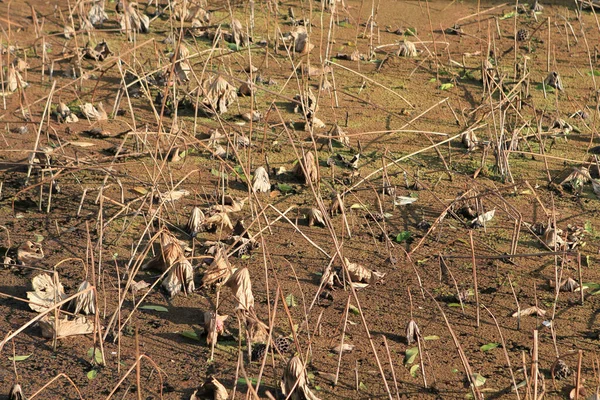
1,0 -> 600,399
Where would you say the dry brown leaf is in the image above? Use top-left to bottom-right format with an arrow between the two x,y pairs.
64,25 -> 75,39
203,311 -> 228,346
332,124 -> 350,147
281,356 -> 321,400
80,102 -> 108,121
162,257 -> 195,298
88,3 -> 109,26
331,343 -> 354,354
27,273 -> 67,313
211,198 -> 246,213
173,0 -> 210,22
307,207 -> 325,227
8,383 -> 24,400
201,248 -> 233,288
5,65 -> 27,92
462,129 -> 478,150
406,319 -> 420,345
225,267 -> 254,311
171,45 -> 192,82
158,188 -> 190,202
204,212 -> 233,231
512,306 -> 546,318
39,316 -> 95,339
560,277 -> 580,292
186,206 -> 206,236
202,75 -> 238,114
17,240 -> 44,264
119,2 -> 150,38
320,264 -> 339,290
542,226 -> 565,249
397,40 -> 418,57
231,18 -> 248,47
292,151 -> 318,184
344,257 -> 385,285
191,376 -> 228,400
71,280 -> 96,315
143,234 -> 185,272
289,26 -> 314,54
252,166 -> 271,193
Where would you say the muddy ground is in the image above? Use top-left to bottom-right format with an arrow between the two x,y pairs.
1,0 -> 600,399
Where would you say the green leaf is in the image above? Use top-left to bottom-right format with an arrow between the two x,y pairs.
87,348 -> 103,364
350,203 -> 368,210
424,335 -> 439,341
277,183 -> 294,194
228,43 -> 241,51
285,293 -> 297,308
210,169 -> 227,179
139,305 -> 168,312
8,354 -> 32,361
452,368 -> 459,373
404,347 -> 419,365
429,77 -> 437,83
584,221 -> 594,235
179,330 -> 201,341
499,11 -> 515,20
448,303 -> 465,307
586,70 -> 600,77
404,27 -> 417,36
535,82 -> 555,92
87,369 -> 98,380
480,342 -> 500,352
349,304 -> 360,315
472,373 -> 486,387
359,381 -> 367,391
440,83 -> 454,91
395,231 -> 412,243
237,377 -> 258,385
34,234 -> 44,243
410,364 -> 420,377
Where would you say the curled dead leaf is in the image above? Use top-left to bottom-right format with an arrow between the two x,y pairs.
203,311 -> 228,346
71,280 -> 96,315
252,166 -> 271,193
512,306 -> 546,318
307,207 -> 325,227
344,257 -> 385,286
8,383 -> 24,400
39,315 -> 95,339
18,241 -> 44,264
191,376 -> 228,400
27,273 -> 67,313
225,267 -> 254,311
281,356 -> 321,400
173,0 -> 210,23
331,343 -> 354,354
288,26 -> 314,54
201,247 -> 233,288
398,40 -> 418,57
186,206 -> 206,236
210,197 -> 246,213
88,3 -> 109,26
202,75 -> 238,114
162,257 -> 195,298
292,151 -> 319,184
80,102 -> 108,121
118,2 -> 150,38
204,212 -> 233,231
406,319 -> 420,346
